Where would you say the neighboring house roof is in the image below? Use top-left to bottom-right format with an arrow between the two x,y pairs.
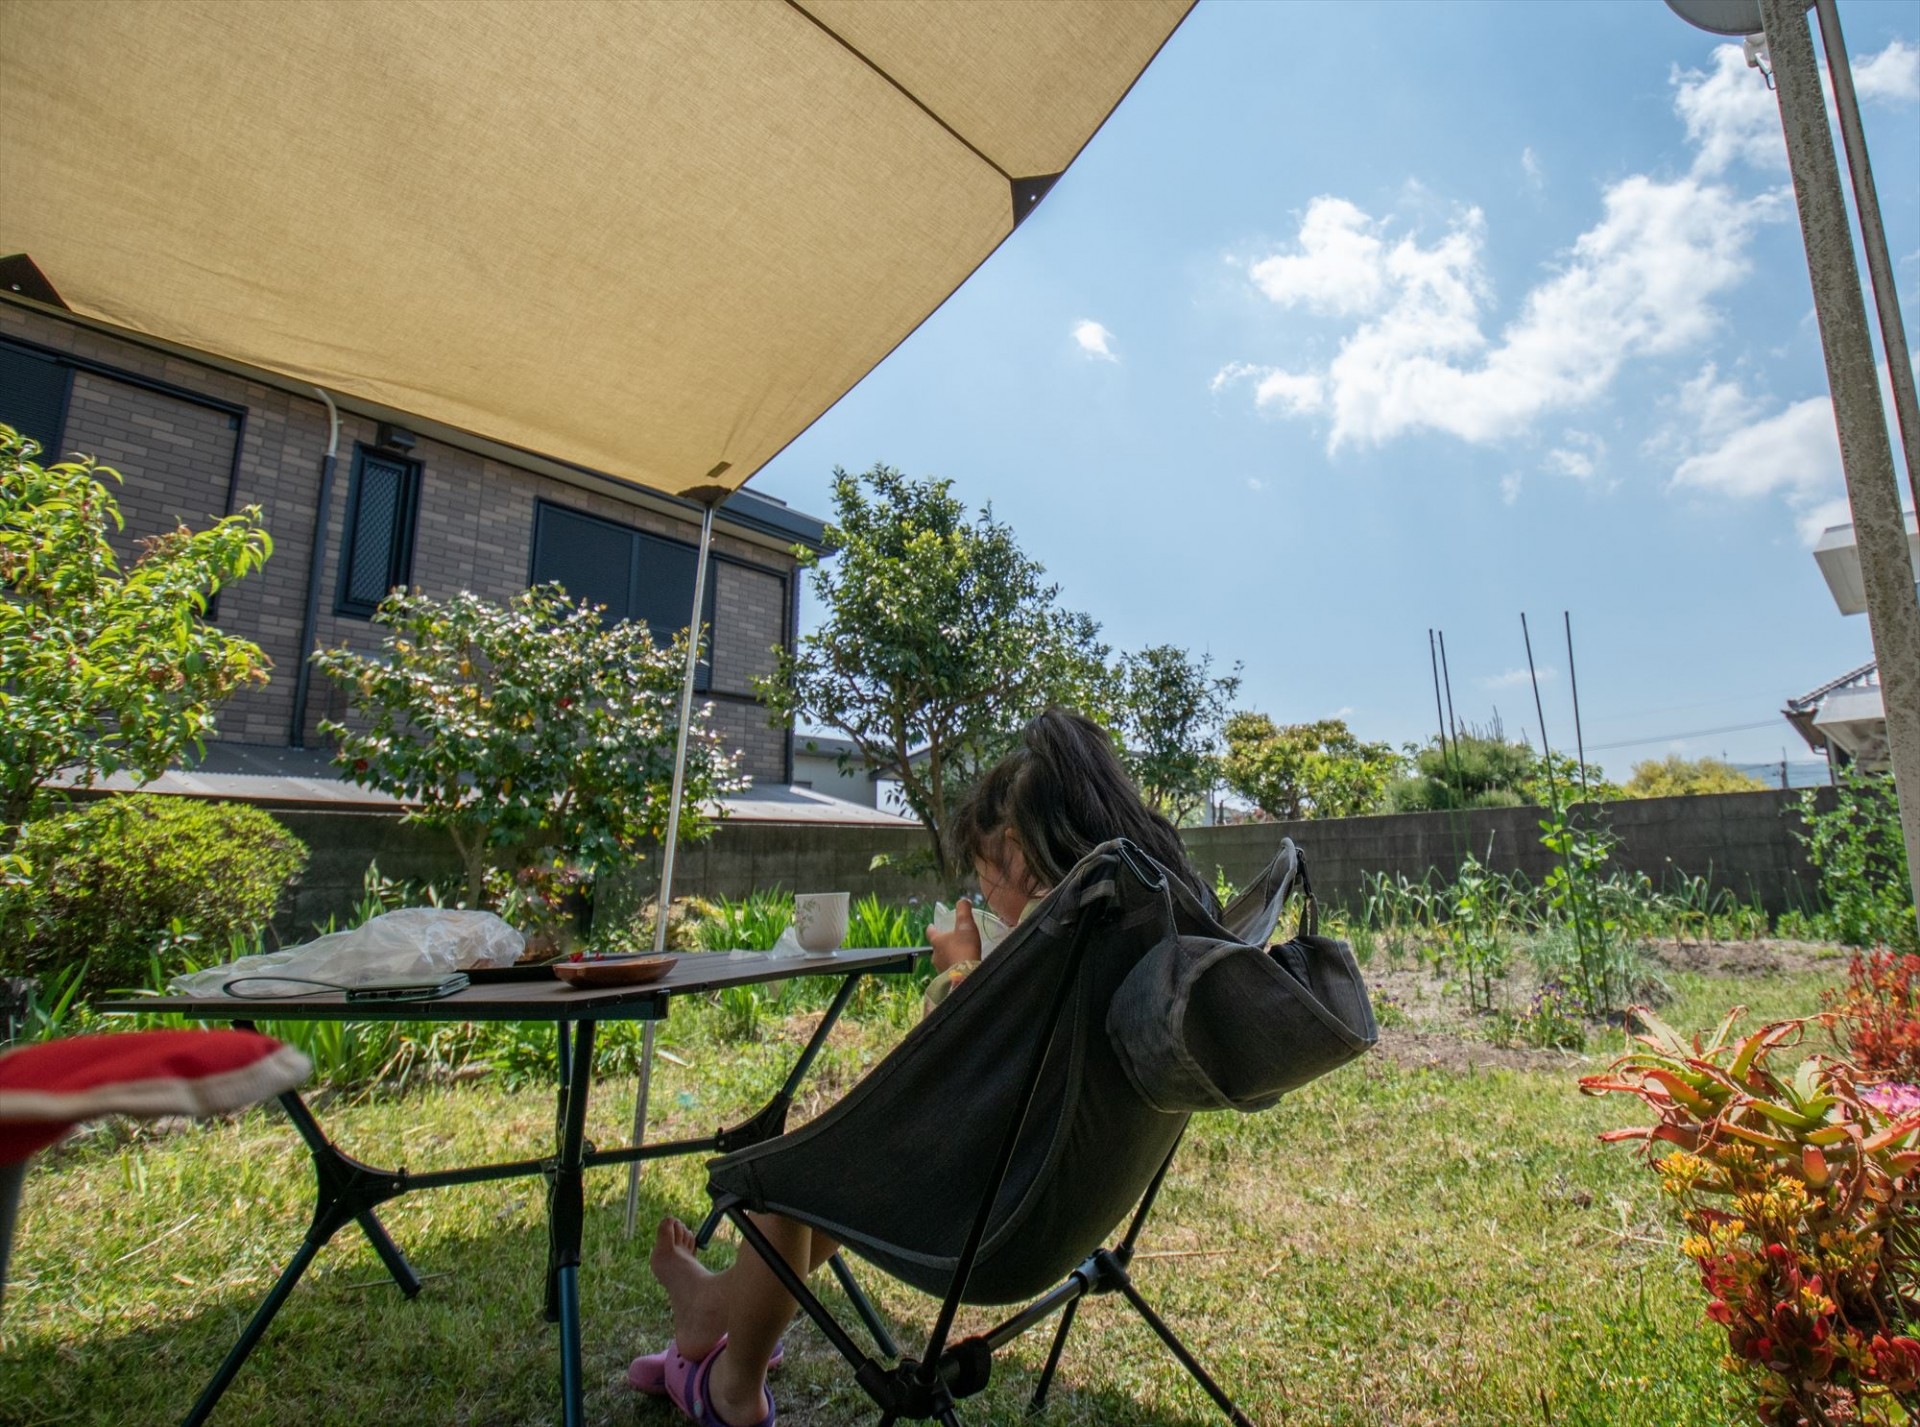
1784,662 -> 1885,769
720,488 -> 827,553
793,734 -> 931,770
52,742 -> 921,825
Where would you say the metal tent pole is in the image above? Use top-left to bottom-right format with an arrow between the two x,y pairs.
1762,0 -> 1920,925
624,500 -> 718,1238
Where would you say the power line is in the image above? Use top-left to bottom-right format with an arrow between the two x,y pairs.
1587,718 -> 1785,753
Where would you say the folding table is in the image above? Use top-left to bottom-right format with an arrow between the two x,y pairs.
98,946 -> 919,1427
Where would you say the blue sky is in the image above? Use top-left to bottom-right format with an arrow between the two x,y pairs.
752,0 -> 1920,775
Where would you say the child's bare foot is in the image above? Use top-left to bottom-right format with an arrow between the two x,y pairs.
650,1217 -> 727,1360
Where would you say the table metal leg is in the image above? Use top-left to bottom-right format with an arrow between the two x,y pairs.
549,1019 -> 596,1427
181,1087 -> 421,1425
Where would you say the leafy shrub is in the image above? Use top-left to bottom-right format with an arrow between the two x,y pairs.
2,795 -> 306,992
1584,1010 -> 1920,1426
1627,755 -> 1769,798
315,584 -> 742,907
1826,950 -> 1920,1083
0,426 -> 272,833
1798,770 -> 1917,955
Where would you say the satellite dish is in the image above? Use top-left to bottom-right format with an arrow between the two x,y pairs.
1664,0 -> 1812,37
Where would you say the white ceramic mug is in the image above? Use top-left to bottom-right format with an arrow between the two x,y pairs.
792,892 -> 850,953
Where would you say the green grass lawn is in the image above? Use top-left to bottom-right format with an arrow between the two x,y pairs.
0,959 -> 1838,1427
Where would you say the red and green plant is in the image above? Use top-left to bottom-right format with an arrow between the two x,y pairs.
1582,1009 -> 1920,1426
1827,950 -> 1920,1085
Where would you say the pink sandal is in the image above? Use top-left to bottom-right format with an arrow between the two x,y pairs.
628,1334 -> 783,1396
661,1338 -> 776,1427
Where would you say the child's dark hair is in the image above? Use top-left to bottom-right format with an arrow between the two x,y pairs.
948,708 -> 1210,906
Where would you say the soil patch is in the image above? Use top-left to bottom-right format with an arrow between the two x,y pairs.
1647,938 -> 1848,978
1371,1026 -> 1592,1075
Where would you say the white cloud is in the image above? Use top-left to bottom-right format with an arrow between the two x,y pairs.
1544,430 -> 1606,481
1245,476 -> 1266,492
1665,353 -> 1915,543
1211,362 -> 1326,415
1855,38 -> 1920,103
1675,39 -> 1919,179
1484,666 -> 1554,689
1672,391 -> 1837,501
1500,472 -> 1523,505
1073,319 -> 1118,361
1674,45 -> 1783,176
1310,176 -> 1762,450
1215,49 -> 1794,454
1521,146 -> 1543,190
1247,197 -> 1388,316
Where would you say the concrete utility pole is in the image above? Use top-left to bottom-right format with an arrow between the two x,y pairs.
1815,0 -> 1920,519
1759,0 -> 1920,924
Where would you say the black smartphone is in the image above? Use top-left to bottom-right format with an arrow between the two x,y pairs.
343,974 -> 471,1003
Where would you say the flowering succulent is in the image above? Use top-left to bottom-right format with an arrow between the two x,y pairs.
1583,1008 -> 1920,1425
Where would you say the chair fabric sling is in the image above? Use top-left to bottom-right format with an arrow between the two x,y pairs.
708,839 -> 1188,1304
703,836 -> 1375,1424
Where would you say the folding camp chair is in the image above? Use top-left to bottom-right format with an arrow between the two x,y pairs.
702,837 -> 1376,1425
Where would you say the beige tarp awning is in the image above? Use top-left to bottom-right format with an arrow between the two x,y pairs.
0,0 -> 1189,498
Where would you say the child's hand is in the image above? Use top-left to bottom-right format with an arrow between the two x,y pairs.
928,898 -> 983,973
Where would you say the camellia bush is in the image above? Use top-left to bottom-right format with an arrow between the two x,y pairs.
314,584 -> 744,905
0,424 -> 273,839
1583,1009 -> 1920,1426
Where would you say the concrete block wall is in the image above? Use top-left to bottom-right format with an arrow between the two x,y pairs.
1,306 -> 797,783
257,789 -> 1833,937
1182,788 -> 1834,917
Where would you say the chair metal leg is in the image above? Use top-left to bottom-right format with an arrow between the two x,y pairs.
1112,1274 -> 1254,1427
1027,1296 -> 1079,1414
829,1251 -> 900,1360
0,1154 -> 25,1314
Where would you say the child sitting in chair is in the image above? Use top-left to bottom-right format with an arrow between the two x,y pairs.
633,707 -> 1210,1427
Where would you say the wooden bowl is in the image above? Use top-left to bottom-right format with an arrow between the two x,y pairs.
552,955 -> 675,989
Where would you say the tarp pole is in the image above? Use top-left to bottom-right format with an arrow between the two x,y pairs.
625,499 -> 717,1237
1763,0 -> 1920,925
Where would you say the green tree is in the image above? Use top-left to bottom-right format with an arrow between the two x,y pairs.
1221,712 -> 1400,821
1384,720 -> 1618,811
1119,646 -> 1241,823
759,464 -> 1112,885
0,426 -> 272,841
314,585 -> 742,906
1625,754 -> 1768,798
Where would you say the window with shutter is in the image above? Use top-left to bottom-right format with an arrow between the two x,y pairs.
335,446 -> 420,617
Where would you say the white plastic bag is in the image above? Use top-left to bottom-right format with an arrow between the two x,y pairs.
170,909 -> 525,997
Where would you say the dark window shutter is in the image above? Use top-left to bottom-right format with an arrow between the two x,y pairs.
633,530 -> 716,691
336,447 -> 420,616
532,504 -> 637,623
0,342 -> 72,461
530,501 -> 717,691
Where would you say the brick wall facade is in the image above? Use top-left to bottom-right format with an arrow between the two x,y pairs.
1,306 -> 801,785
